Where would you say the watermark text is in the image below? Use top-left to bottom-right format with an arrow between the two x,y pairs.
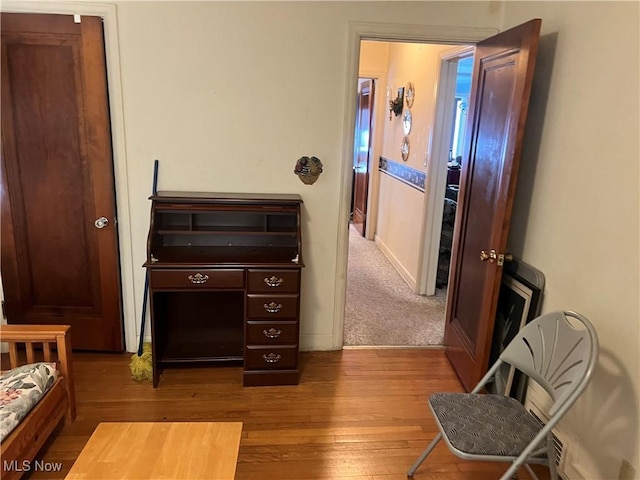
3,460 -> 64,473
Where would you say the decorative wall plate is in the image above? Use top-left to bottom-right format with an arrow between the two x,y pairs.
401,136 -> 410,161
405,82 -> 415,108
402,109 -> 412,135
294,156 -> 323,185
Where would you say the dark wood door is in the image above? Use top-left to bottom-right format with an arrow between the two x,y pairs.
351,79 -> 374,236
444,19 -> 541,391
1,13 -> 124,352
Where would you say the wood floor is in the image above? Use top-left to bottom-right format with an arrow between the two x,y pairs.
20,349 -> 550,480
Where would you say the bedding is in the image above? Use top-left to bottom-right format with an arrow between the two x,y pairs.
0,363 -> 59,442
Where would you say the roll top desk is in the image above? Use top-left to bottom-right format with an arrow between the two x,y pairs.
144,192 -> 304,387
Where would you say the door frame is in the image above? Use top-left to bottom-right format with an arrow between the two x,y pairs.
416,46 -> 475,296
1,1 -> 137,352
333,22 -> 498,349
353,73 -> 385,241
350,78 -> 374,238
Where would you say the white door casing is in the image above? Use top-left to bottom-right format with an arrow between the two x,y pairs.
334,22 -> 497,348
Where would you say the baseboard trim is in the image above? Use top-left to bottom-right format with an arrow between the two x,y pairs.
342,345 -> 444,350
374,235 -> 418,291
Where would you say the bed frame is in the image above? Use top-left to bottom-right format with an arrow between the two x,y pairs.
0,325 -> 76,480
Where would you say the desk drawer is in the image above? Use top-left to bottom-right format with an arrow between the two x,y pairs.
246,294 -> 298,319
150,269 -> 244,289
246,321 -> 298,345
247,270 -> 299,293
244,346 -> 297,370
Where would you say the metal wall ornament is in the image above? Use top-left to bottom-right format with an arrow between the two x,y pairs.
388,87 -> 404,120
294,156 -> 323,185
401,136 -> 410,161
405,82 -> 415,108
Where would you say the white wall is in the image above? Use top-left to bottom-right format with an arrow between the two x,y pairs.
502,2 -> 640,477
110,1 -> 502,351
0,0 -> 500,344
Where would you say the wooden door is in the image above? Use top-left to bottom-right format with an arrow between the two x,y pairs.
1,13 -> 124,352
444,19 -> 541,391
351,79 -> 374,236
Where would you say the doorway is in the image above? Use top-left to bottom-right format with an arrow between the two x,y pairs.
343,40 -> 473,347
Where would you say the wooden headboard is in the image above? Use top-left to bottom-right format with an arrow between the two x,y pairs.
1,324 -> 76,421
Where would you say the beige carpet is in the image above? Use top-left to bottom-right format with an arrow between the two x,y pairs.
344,225 -> 447,346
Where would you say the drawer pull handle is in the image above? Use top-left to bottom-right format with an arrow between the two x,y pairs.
263,353 -> 281,363
263,328 -> 282,339
264,276 -> 284,287
188,273 -> 209,284
264,302 -> 283,313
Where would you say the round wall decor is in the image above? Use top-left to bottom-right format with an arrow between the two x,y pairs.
294,156 -> 323,185
401,136 -> 410,161
403,109 -> 412,135
405,82 -> 415,108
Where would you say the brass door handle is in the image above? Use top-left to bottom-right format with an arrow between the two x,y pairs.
480,249 -> 513,266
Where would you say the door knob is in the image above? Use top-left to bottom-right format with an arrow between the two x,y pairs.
94,216 -> 109,229
480,249 -> 513,266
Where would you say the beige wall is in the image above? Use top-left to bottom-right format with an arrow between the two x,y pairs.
364,42 -> 451,287
501,2 -> 640,477
382,43 -> 445,169
359,41 -> 390,75
358,41 -> 390,241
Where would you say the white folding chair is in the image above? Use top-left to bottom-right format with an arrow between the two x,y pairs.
407,310 -> 599,479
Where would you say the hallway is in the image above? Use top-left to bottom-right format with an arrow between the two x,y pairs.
344,225 -> 447,346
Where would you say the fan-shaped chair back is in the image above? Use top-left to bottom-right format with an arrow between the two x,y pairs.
500,310 -> 598,416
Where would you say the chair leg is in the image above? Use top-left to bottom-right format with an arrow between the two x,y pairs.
501,462 -> 521,480
547,433 -> 559,480
407,433 -> 442,477
500,430 -> 550,480
524,464 -> 540,480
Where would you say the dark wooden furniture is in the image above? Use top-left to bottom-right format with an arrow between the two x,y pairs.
0,325 -> 76,480
145,192 -> 304,387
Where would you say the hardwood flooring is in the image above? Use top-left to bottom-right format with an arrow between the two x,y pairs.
18,349 -> 550,479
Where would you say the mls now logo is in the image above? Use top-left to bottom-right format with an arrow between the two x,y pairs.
3,460 -> 63,472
